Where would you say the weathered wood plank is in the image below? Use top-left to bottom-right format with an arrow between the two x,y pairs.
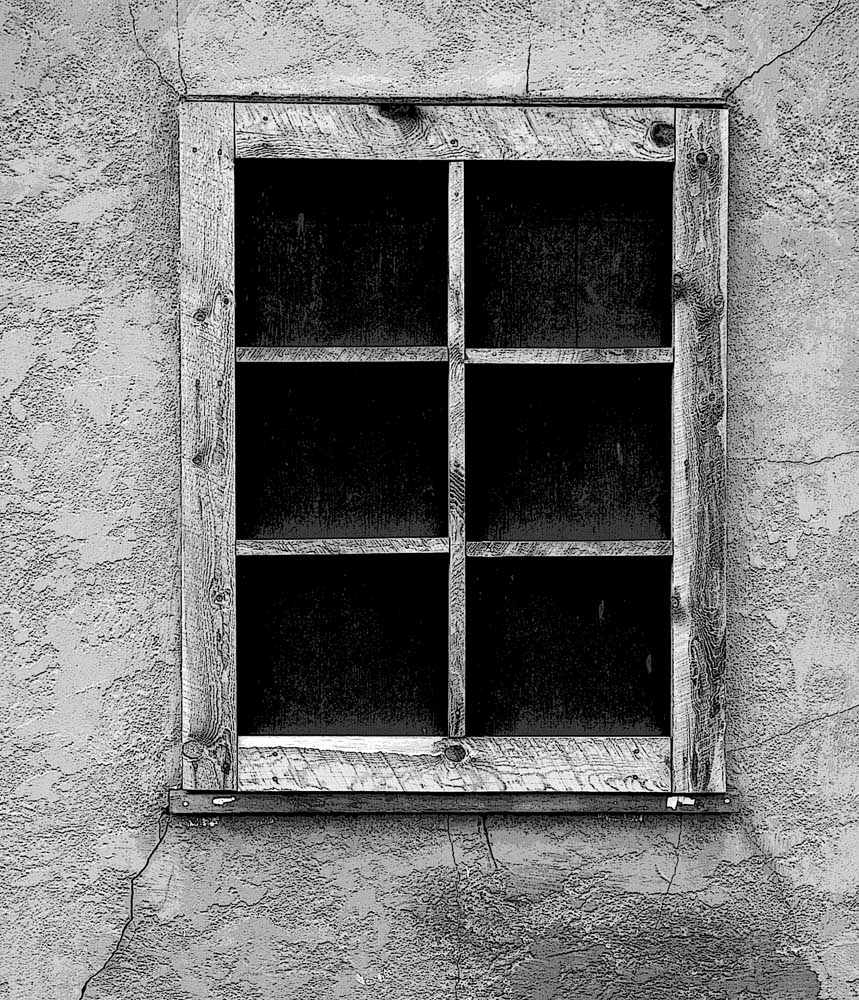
448,161 -> 466,738
235,104 -> 675,162
237,346 -> 448,363
171,789 -> 738,814
180,101 -> 237,791
671,108 -> 728,793
466,348 -> 673,365
236,736 -> 671,793
237,538 -> 449,556
466,540 -> 673,557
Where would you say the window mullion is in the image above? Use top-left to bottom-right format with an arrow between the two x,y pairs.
448,160 -> 466,737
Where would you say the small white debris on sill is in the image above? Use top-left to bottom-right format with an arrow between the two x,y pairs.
666,795 -> 696,810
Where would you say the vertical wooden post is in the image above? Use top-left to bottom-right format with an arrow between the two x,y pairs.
671,108 -> 728,793
448,161 -> 466,737
179,102 -> 237,790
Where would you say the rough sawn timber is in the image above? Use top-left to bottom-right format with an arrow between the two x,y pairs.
237,736 -> 671,793
671,108 -> 728,793
180,101 -> 237,791
235,104 -> 675,161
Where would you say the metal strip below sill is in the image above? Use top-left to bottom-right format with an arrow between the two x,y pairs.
170,790 -> 738,815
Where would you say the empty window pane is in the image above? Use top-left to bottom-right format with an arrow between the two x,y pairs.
466,557 -> 670,736
236,159 -> 448,346
466,365 -> 671,541
238,555 -> 449,736
465,162 -> 672,348
236,363 -> 447,538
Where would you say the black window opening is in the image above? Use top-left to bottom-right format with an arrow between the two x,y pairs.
235,157 -> 673,739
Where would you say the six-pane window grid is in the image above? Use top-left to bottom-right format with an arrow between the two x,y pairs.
235,157 -> 673,743
178,103 -> 727,801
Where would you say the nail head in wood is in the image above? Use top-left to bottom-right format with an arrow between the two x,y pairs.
193,308 -> 207,322
695,150 -> 709,166
444,744 -> 467,763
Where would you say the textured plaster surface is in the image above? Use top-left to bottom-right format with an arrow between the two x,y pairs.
2,0 -> 859,997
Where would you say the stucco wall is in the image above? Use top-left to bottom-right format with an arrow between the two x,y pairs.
2,1 -> 859,996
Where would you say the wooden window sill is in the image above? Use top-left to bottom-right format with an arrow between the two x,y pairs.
170,790 -> 738,815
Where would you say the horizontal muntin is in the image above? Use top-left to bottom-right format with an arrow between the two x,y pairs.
466,539 -> 672,557
237,538 -> 449,556
236,346 -> 448,363
465,348 -> 673,364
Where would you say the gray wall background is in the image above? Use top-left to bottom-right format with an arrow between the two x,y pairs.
2,1 -> 859,996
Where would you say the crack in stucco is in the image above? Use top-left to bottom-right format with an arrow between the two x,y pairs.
656,817 -> 682,928
523,0 -> 533,96
446,817 -> 463,1000
128,1 -> 180,98
479,815 -> 499,871
734,449 -> 859,467
79,809 -> 171,998
176,0 -> 188,95
729,702 -> 859,755
723,0 -> 844,98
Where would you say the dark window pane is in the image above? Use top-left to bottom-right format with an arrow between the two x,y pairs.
465,162 -> 672,348
466,557 -> 669,735
236,363 -> 447,538
238,555 -> 448,735
466,365 -> 670,540
236,159 -> 448,347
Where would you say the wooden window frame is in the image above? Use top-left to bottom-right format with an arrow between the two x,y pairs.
175,101 -> 730,814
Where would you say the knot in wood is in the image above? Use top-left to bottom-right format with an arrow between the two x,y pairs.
695,150 -> 709,166
182,739 -> 205,760
377,103 -> 420,121
444,744 -> 467,763
649,121 -> 675,148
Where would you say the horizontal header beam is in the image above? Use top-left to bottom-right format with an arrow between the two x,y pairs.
235,103 -> 674,161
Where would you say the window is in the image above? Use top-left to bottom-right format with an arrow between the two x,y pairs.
175,102 -> 729,812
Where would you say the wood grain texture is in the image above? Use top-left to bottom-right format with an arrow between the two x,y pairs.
448,161 -> 466,738
237,538 -> 449,556
171,789 -> 738,815
671,109 -> 728,793
236,736 -> 670,792
237,346 -> 448,363
180,101 -> 237,791
466,348 -> 673,364
466,540 -> 672,557
235,104 -> 674,161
